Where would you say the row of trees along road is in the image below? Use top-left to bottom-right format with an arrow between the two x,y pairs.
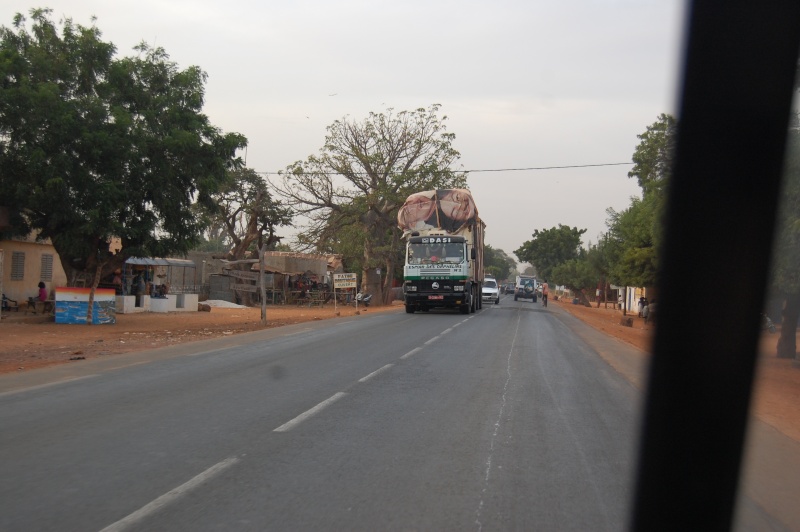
514,114 -> 674,307
516,110 -> 800,360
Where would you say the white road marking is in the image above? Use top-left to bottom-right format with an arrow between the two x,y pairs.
424,335 -> 440,345
185,346 -> 242,357
274,392 -> 348,432
358,364 -> 394,383
440,327 -> 453,335
0,374 -> 100,398
400,347 -> 422,359
99,456 -> 240,532
282,328 -> 313,337
475,312 -> 522,531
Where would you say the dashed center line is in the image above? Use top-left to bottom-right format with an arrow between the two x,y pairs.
401,347 -> 422,359
273,392 -> 348,432
100,456 -> 240,532
359,364 -> 394,383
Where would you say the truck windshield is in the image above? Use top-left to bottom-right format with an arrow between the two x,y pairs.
408,242 -> 465,264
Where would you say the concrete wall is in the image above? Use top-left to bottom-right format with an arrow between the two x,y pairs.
0,237 -> 68,304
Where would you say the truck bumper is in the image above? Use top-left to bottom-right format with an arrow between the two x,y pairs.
404,293 -> 467,309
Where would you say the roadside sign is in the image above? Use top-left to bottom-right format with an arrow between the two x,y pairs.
333,273 -> 357,289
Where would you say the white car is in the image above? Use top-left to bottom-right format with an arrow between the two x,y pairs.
482,278 -> 500,305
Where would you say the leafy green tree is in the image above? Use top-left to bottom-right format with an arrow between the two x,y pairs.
586,239 -> 617,307
514,224 -> 586,281
484,245 -> 516,280
604,196 -> 659,288
0,10 -> 246,301
603,114 -> 676,289
629,113 -> 677,199
275,105 -> 466,304
551,256 -> 595,305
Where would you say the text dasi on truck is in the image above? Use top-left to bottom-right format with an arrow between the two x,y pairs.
397,189 -> 485,314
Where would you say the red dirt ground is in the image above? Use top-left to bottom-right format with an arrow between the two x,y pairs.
1,298 -> 798,441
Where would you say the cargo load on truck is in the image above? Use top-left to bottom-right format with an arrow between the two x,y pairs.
398,189 -> 485,314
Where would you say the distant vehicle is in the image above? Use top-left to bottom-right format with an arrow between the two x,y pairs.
482,278 -> 500,305
504,282 -> 515,295
515,275 -> 537,302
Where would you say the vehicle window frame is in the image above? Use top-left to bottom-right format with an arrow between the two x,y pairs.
631,3 -> 800,530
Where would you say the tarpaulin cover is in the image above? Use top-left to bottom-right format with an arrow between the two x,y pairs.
397,189 -> 478,234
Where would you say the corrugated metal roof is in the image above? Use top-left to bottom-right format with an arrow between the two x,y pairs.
125,257 -> 196,267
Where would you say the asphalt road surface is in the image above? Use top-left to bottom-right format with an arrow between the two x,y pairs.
0,297 -> 666,530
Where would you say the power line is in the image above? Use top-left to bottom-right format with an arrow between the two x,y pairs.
256,162 -> 633,176
464,162 -> 633,173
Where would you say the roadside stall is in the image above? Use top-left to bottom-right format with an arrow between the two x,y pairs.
119,257 -> 199,313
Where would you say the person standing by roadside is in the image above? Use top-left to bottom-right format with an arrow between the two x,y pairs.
541,279 -> 549,307
37,281 -> 47,302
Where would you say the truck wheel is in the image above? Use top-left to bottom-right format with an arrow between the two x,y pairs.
532,296 -> 537,303
460,302 -> 470,314
405,304 -> 414,314
514,295 -> 518,301
470,294 -> 476,313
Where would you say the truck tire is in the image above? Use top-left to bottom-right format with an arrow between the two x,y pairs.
460,302 -> 470,314
405,304 -> 414,314
514,295 -> 518,301
470,294 -> 476,313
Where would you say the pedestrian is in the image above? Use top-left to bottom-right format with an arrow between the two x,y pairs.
37,281 -> 48,302
541,279 -> 549,307
638,296 -> 645,317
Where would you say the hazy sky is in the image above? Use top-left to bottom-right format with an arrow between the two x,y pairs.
8,1 -> 686,262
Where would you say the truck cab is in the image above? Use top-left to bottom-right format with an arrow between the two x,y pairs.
402,235 -> 480,314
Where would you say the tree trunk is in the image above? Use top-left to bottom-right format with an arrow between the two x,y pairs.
578,289 -> 592,307
777,292 -> 800,358
86,261 -> 105,325
381,230 -> 400,306
259,243 -> 267,325
623,287 -> 628,316
361,233 -> 384,304
381,257 -> 393,306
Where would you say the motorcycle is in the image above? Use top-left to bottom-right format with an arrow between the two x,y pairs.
354,292 -> 372,307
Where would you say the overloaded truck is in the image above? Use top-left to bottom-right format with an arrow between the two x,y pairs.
397,189 -> 485,314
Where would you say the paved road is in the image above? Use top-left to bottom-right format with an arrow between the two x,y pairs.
0,298 -> 661,530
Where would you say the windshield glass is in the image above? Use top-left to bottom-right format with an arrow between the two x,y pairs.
408,242 -> 464,264
8,3 -> 800,532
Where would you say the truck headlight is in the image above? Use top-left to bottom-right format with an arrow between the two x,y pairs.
453,285 -> 464,292
406,285 -> 417,292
